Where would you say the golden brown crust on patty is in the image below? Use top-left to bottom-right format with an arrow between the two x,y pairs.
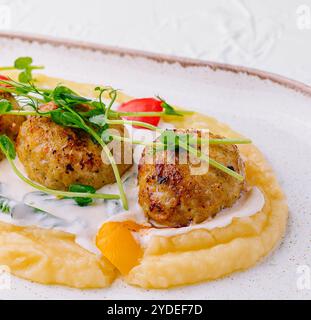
0,92 -> 26,161
16,105 -> 132,190
138,130 -> 247,227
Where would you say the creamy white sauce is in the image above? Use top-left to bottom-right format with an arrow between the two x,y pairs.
0,120 -> 265,253
137,187 -> 264,247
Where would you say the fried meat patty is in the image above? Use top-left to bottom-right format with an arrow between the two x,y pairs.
138,130 -> 247,227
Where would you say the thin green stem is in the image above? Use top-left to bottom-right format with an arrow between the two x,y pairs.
116,110 -> 194,117
117,111 -> 165,117
64,103 -> 128,209
0,86 -> 46,104
110,135 -> 163,147
1,110 -> 48,117
29,66 -> 45,70
106,118 -> 162,131
0,65 -> 45,71
105,90 -> 117,118
178,141 -> 244,181
111,135 -> 251,147
0,67 -> 15,71
0,80 -> 51,96
204,138 -> 252,145
7,158 -> 119,200
86,127 -> 128,210
208,158 -> 244,181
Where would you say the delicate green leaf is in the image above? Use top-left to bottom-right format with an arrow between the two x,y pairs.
18,69 -> 32,83
68,184 -> 96,206
53,86 -> 90,105
14,57 -> 33,70
42,91 -> 53,102
61,92 -> 90,104
0,99 -> 13,113
15,85 -> 32,95
91,101 -> 105,110
0,196 -> 12,214
50,110 -> 84,128
83,108 -> 102,118
69,184 -> 96,193
157,96 -> 183,116
0,135 -> 16,159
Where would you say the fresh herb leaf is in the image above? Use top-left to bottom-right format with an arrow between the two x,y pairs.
157,96 -> 182,116
14,57 -> 33,70
50,110 -> 85,129
91,101 -> 104,110
0,99 -> 13,113
18,69 -> 32,83
94,86 -> 109,111
68,184 -> 96,206
14,57 -> 44,83
15,84 -> 33,95
0,196 -> 12,214
81,108 -> 102,118
52,86 -> 90,105
69,184 -> 96,194
0,135 -> 16,159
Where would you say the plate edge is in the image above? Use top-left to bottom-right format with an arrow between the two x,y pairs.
0,31 -> 311,97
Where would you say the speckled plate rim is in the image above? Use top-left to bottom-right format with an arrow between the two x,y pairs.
0,31 -> 311,97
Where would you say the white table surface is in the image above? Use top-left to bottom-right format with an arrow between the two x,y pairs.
0,0 -> 311,85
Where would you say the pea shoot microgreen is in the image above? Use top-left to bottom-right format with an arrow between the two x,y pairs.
0,196 -> 11,214
0,57 -> 44,83
68,184 -> 96,206
0,135 -> 16,159
0,57 -> 252,210
0,135 -> 120,205
0,99 -> 13,113
156,96 -> 183,116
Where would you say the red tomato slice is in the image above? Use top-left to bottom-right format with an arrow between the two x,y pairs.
117,98 -> 163,128
0,75 -> 11,87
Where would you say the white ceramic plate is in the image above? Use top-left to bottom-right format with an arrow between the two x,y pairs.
0,33 -> 311,300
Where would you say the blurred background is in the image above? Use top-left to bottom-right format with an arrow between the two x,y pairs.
0,0 -> 310,84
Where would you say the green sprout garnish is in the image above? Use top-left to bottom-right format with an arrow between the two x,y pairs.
0,196 -> 12,214
0,135 -> 120,206
0,56 -> 44,83
0,58 -> 252,210
0,99 -> 13,113
68,184 -> 96,206
156,96 -> 183,116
